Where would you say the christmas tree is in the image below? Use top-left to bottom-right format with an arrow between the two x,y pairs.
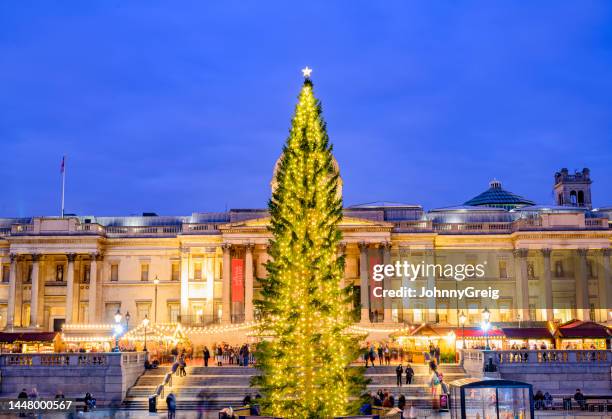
253,68 -> 366,418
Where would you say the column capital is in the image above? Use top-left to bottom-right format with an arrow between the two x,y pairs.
576,248 -> 589,257
66,253 -> 77,263
244,243 -> 255,252
31,253 -> 41,262
541,248 -> 552,258
602,248 -> 611,257
9,253 -> 17,263
513,248 -> 529,258
222,243 -> 232,252
91,252 -> 103,261
358,241 -> 368,252
381,241 -> 392,251
337,242 -> 347,254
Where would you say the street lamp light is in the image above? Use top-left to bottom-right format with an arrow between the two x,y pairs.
142,315 -> 149,352
481,307 -> 491,350
153,276 -> 159,324
114,309 -> 123,352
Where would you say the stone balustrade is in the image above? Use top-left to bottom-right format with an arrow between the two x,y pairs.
0,352 -> 146,406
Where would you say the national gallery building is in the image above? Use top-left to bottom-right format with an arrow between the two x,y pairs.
0,165 -> 610,336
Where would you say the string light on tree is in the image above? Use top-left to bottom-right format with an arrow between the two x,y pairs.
253,70 -> 365,418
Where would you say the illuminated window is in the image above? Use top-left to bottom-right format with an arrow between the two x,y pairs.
136,302 -> 151,323
171,262 -> 180,281
168,303 -> 180,323
554,261 -> 564,278
194,263 -> 202,280
141,264 -> 149,281
498,260 -> 507,279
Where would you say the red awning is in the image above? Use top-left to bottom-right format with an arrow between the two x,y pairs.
555,320 -> 611,339
0,332 -> 58,344
502,328 -> 553,340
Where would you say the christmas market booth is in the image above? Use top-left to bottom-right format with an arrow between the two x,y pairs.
0,332 -> 62,353
500,326 -> 555,349
449,378 -> 534,419
61,324 -> 115,352
554,320 -> 611,350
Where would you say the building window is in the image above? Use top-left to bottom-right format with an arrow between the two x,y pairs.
527,262 -> 536,280
22,304 -> 31,327
498,260 -> 507,279
168,303 -> 180,323
55,264 -> 64,282
82,264 -> 90,283
105,303 -> 120,323
141,264 -> 149,281
171,262 -> 180,281
136,302 -> 151,323
554,261 -> 564,278
1,265 -> 9,283
110,264 -> 119,281
0,304 -> 7,329
194,263 -> 202,280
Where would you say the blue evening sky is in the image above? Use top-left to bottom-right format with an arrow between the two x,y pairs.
1,1 -> 611,217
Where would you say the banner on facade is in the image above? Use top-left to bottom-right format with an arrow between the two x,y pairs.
231,258 -> 245,303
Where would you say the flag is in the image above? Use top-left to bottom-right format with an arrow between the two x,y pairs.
60,156 -> 65,173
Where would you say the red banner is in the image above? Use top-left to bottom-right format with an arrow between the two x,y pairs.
231,258 -> 245,303
369,254 -> 382,303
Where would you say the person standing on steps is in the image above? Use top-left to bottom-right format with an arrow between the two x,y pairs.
203,346 -> 210,367
166,392 -> 176,419
405,363 -> 414,385
395,363 -> 403,387
377,345 -> 383,366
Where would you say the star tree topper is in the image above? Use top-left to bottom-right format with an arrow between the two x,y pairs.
302,66 -> 313,78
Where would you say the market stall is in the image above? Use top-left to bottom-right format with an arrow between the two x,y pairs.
501,326 -> 555,349
554,320 -> 611,349
0,332 -> 61,353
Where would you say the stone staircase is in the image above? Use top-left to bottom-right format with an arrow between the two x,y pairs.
122,363 -> 468,411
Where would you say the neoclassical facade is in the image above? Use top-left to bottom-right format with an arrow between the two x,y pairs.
0,166 -> 610,333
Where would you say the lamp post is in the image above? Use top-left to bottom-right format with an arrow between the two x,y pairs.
125,311 -> 131,332
459,311 -> 467,350
142,315 -> 149,352
482,307 -> 491,350
153,276 -> 159,324
114,309 -> 123,352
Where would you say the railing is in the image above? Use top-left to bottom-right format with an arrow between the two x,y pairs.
11,224 -> 34,234
493,349 -> 610,364
0,352 -> 147,367
0,227 -> 11,236
434,222 -> 514,234
75,223 -> 105,234
585,218 -> 608,228
105,225 -> 181,236
182,223 -> 220,233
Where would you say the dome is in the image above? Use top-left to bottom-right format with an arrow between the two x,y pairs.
464,179 -> 535,210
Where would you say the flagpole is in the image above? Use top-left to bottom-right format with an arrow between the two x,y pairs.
61,156 -> 65,218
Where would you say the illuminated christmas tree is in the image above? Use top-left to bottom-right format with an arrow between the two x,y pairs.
253,68 -> 365,418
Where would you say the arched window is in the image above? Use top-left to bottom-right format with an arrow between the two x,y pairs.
577,190 -> 584,206
570,190 -> 577,205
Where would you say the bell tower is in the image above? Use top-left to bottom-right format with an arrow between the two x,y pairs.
554,168 -> 592,209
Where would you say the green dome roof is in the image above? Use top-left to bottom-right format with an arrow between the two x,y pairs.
464,179 -> 535,210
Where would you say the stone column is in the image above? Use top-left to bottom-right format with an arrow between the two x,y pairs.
180,250 -> 189,318
382,242 -> 393,323
244,243 -> 254,322
222,243 -> 231,324
7,254 -> 17,329
29,254 -> 41,327
513,248 -> 530,321
425,249 -> 437,323
65,253 -> 76,324
89,253 -> 100,324
541,248 -> 553,321
575,248 -> 590,321
359,242 -> 370,323
599,249 -> 611,322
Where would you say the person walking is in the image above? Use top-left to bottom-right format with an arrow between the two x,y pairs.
377,345 -> 383,366
369,346 -> 375,367
384,345 -> 391,366
203,346 -> 210,367
242,344 -> 250,367
166,392 -> 177,419
216,345 -> 223,366
405,363 -> 414,385
435,345 -> 441,365
395,363 -> 403,387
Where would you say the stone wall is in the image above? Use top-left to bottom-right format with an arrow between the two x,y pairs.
0,352 -> 145,406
